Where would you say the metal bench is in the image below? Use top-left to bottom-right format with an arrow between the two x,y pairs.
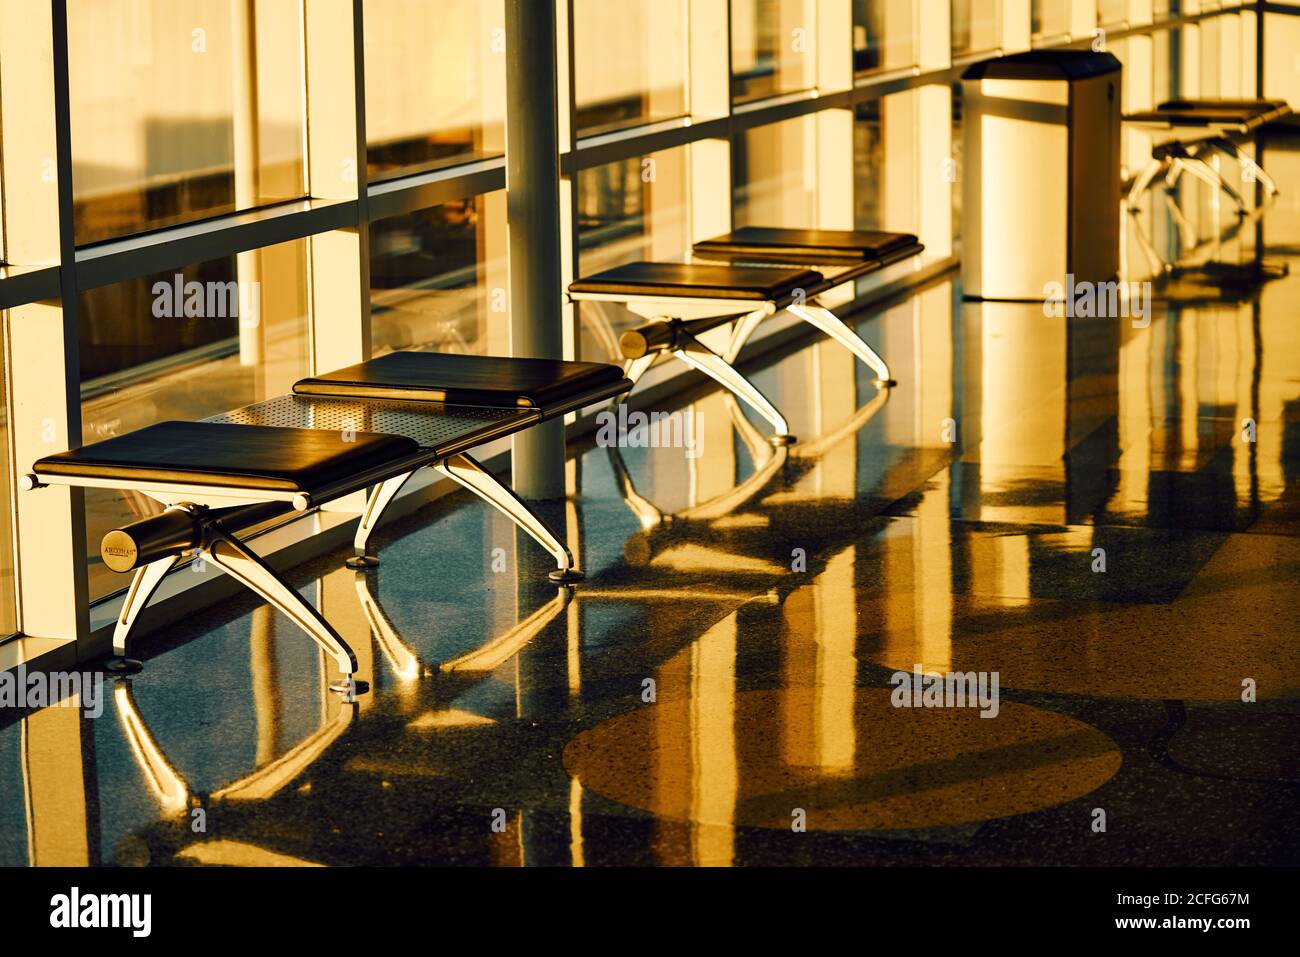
569,227 -> 921,445
25,351 -> 631,690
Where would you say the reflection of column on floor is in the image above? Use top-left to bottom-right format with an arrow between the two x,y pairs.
695,390 -> 738,506
249,604 -> 280,766
22,702 -> 93,866
811,333 -> 860,497
881,467 -> 953,673
1116,298 -> 1153,502
882,299 -> 919,450
490,809 -> 525,867
781,546 -> 858,776
1256,291 -> 1293,503
650,611 -> 739,866
316,567 -> 375,713
690,615 -> 738,867
565,457 -> 583,700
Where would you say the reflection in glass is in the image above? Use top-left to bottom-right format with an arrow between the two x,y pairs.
573,0 -> 688,137
952,0 -> 1001,57
576,148 -> 689,362
78,239 -> 310,600
1031,0 -> 1071,42
368,195 -> 509,356
853,0 -> 916,74
731,0 -> 817,104
68,0 -> 305,244
1098,0 -> 1128,25
733,116 -> 818,229
363,0 -> 505,181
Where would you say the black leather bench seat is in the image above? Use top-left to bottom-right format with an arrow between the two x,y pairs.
693,227 -> 921,265
33,420 -> 419,494
569,261 -> 824,302
294,350 -> 628,411
1125,99 -> 1292,129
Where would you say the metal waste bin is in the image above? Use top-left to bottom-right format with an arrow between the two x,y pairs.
961,49 -> 1122,301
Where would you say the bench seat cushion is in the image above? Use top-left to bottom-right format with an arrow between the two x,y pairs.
294,351 -> 627,410
693,227 -> 921,265
1127,99 -> 1292,128
34,421 -> 419,494
569,261 -> 823,302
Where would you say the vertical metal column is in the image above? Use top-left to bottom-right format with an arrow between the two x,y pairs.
504,0 -> 566,500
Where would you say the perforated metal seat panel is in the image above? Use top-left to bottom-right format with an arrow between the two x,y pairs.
207,394 -> 538,454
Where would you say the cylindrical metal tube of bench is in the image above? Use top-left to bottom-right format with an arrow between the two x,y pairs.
620,321 -> 678,359
101,510 -> 204,573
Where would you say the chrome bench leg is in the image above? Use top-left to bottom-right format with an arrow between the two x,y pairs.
436,451 -> 582,582
1204,136 -> 1278,196
203,529 -> 361,693
787,302 -> 894,385
673,336 -> 794,445
722,307 -> 769,364
107,553 -> 183,674
1126,157 -> 1167,210
347,470 -> 417,568
1175,153 -> 1245,211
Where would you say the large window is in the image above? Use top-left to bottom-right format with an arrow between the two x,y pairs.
573,0 -> 689,136
734,116 -> 818,228
79,238 -> 310,599
953,0 -> 1001,58
369,195 -> 509,357
853,1 -> 916,75
576,147 -> 690,363
67,0 -> 305,244
363,0 -> 505,181
732,0 -> 818,104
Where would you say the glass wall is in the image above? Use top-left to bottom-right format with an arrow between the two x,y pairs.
368,195 -> 509,357
79,238 -> 310,599
853,0 -> 916,75
0,0 -> 1276,643
363,0 -> 505,181
732,0 -> 818,104
953,0 -> 1001,58
576,147 -> 690,363
573,0 -> 689,136
67,0 -> 305,244
1032,0 -> 1072,42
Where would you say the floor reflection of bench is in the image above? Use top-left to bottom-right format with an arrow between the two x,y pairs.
25,351 -> 630,691
569,228 -> 922,445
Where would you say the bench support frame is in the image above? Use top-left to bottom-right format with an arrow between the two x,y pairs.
348,453 -> 581,581
110,503 -> 362,693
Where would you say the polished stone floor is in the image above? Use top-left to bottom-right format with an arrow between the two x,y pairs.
4,148 -> 1300,868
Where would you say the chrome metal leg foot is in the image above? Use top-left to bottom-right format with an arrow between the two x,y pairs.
349,470 -> 416,567
109,553 -> 183,672
437,452 -> 579,578
673,336 -> 793,442
203,530 -> 360,681
788,302 -> 893,383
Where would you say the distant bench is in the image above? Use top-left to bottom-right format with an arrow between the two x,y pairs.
1124,98 -> 1292,210
26,351 -> 631,692
569,227 -> 922,445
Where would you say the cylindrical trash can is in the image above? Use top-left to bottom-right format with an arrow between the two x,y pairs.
961,50 -> 1122,301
